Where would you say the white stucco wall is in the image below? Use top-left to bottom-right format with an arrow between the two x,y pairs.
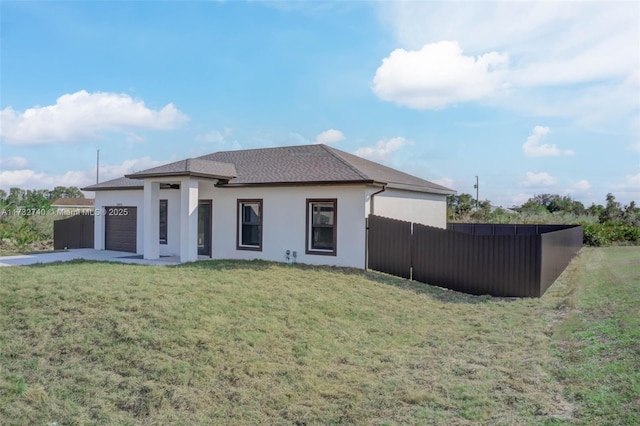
93,182 -> 447,268
368,187 -> 448,228
202,185 -> 368,268
93,188 -> 182,256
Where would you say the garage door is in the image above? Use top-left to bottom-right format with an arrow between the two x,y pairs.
105,206 -> 137,252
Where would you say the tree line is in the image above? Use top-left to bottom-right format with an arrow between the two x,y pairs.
447,192 -> 639,246
0,186 -> 85,211
0,186 -> 86,252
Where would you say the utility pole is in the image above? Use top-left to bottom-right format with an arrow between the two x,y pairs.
96,149 -> 100,184
474,175 -> 479,210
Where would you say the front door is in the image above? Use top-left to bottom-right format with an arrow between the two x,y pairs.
198,200 -> 212,257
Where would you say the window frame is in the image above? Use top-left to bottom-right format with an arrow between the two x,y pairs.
306,198 -> 337,256
159,199 -> 168,245
236,199 -> 263,251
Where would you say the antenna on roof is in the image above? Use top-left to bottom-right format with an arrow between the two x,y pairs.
96,149 -> 100,184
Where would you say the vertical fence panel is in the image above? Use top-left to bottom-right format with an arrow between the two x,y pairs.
540,226 -> 583,294
367,215 -> 412,279
54,214 -> 95,250
412,224 -> 542,297
370,217 -> 581,297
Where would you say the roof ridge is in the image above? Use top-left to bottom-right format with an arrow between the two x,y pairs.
319,144 -> 371,181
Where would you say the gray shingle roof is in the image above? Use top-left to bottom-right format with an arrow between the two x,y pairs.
83,144 -> 455,194
83,176 -> 143,191
124,158 -> 237,180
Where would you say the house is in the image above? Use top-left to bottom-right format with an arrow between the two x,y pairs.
50,197 -> 95,213
82,144 -> 455,268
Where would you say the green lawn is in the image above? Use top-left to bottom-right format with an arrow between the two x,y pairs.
0,248 -> 637,425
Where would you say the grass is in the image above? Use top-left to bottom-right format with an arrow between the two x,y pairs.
551,247 -> 640,424
0,248 -> 637,424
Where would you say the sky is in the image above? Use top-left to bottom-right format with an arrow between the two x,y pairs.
1,0 -> 638,208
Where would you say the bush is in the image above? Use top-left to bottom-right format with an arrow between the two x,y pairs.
582,222 -> 640,246
0,213 -> 55,250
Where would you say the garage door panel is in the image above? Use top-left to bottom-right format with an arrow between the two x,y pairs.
105,206 -> 137,252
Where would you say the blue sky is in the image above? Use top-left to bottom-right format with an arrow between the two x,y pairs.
1,0 -> 638,207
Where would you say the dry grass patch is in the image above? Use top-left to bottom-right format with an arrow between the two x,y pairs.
1,257 -> 584,424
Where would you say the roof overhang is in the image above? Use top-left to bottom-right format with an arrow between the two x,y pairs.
124,171 -> 233,181
385,182 -> 457,195
215,179 -> 377,188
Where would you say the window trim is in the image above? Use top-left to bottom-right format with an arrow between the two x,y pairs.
159,199 -> 168,245
306,198 -> 337,256
236,199 -> 263,251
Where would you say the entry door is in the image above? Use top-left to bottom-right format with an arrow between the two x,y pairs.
198,201 -> 212,257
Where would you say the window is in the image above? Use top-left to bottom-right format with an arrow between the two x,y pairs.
159,199 -> 168,244
306,199 -> 337,256
237,199 -> 262,251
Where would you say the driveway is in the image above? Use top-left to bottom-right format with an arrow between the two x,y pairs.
0,249 -> 181,267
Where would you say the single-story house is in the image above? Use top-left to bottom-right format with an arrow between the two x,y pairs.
82,144 -> 455,268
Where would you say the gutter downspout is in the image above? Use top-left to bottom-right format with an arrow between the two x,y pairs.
369,184 -> 387,216
366,184 -> 387,270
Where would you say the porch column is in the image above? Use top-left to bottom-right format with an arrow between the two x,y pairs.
95,205 -> 105,250
143,180 -> 160,259
180,178 -> 199,262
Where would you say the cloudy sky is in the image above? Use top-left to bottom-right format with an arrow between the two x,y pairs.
1,1 -> 638,207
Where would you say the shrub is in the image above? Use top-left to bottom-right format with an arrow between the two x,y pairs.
582,222 -> 640,246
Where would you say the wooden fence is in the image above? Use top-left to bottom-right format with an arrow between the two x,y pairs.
53,214 -> 94,250
367,216 -> 583,297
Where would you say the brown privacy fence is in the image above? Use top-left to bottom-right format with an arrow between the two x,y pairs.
53,214 -> 94,250
367,216 -> 583,297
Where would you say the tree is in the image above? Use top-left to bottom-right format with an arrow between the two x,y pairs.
470,199 -> 492,221
447,193 -> 475,220
548,195 -> 585,215
48,186 -> 85,199
622,201 -> 640,226
600,193 -> 622,223
519,197 -> 548,214
22,190 -> 51,210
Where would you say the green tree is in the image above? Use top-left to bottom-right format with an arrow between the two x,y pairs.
22,190 -> 51,210
447,193 -> 475,220
48,186 -> 85,199
519,197 -> 548,214
600,193 -> 622,223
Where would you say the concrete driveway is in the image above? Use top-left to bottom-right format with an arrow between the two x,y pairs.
0,249 -> 181,267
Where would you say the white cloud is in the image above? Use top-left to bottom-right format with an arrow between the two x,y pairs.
372,41 -> 509,109
98,157 -> 164,180
0,156 -> 28,170
0,157 -> 164,191
631,140 -> 640,152
314,129 -> 345,145
522,126 -> 574,157
0,169 -> 89,189
572,180 -> 592,192
376,2 -> 639,121
354,137 -> 413,162
524,171 -> 557,187
0,90 -> 188,145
